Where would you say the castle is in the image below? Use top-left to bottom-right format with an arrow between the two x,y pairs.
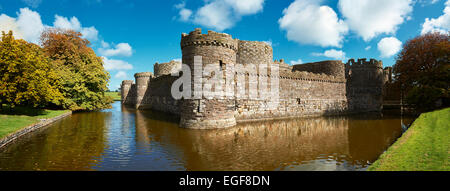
121,28 -> 391,129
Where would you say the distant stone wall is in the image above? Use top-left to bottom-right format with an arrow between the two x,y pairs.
147,75 -> 180,115
235,70 -> 347,121
154,61 -> 181,77
293,60 -> 345,78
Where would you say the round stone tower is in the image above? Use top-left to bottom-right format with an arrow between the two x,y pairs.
237,40 -> 273,66
134,72 -> 153,109
121,80 -> 134,104
154,60 -> 182,77
180,28 -> 238,129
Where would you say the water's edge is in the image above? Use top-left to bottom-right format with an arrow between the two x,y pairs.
0,111 -> 72,149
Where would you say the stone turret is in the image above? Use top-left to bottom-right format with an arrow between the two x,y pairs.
154,60 -> 182,77
180,28 -> 238,129
346,58 -> 384,111
121,80 -> 134,104
134,72 -> 153,109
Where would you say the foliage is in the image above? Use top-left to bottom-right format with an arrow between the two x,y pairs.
368,107 -> 450,171
0,31 -> 63,108
393,32 -> 450,111
41,28 -> 113,111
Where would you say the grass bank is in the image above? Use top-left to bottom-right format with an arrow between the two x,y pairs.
105,91 -> 121,101
368,108 -> 450,171
0,105 -> 70,139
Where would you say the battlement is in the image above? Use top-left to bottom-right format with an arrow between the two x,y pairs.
347,58 -> 383,69
237,40 -> 273,66
134,72 -> 154,78
181,28 -> 238,51
293,60 -> 345,78
154,60 -> 182,77
122,80 -> 134,85
273,59 -> 293,71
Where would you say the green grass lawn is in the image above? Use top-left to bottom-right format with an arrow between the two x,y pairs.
368,107 -> 450,171
0,105 -> 70,139
105,91 -> 121,101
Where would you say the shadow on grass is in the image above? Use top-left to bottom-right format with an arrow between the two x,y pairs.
0,105 -> 49,116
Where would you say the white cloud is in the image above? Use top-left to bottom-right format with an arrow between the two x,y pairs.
365,46 -> 371,51
0,8 -> 44,44
0,14 -> 23,39
176,0 -> 265,31
175,2 -> 193,21
193,1 -> 235,31
421,0 -> 450,34
312,49 -> 347,60
290,58 -> 303,65
338,0 -> 413,41
21,0 -> 42,8
224,0 -> 265,15
102,57 -> 133,70
99,43 -> 133,57
179,8 -> 193,21
377,37 -> 403,58
0,8 -> 101,43
114,71 -> 128,78
279,0 -> 348,47
53,15 -> 99,41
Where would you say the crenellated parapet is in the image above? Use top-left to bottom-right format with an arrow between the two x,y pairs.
347,58 -> 383,69
293,60 -> 345,79
181,28 -> 238,52
237,40 -> 273,66
154,60 -> 182,77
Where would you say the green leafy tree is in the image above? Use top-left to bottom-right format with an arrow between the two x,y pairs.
0,31 -> 63,108
40,28 -> 113,111
393,32 -> 450,111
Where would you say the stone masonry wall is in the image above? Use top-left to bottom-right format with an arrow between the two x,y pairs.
293,60 -> 346,78
346,59 -> 384,112
147,75 -> 180,115
154,61 -> 182,77
121,29 -> 385,129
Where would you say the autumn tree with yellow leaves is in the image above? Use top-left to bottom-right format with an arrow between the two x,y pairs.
40,28 -> 112,111
0,31 -> 63,109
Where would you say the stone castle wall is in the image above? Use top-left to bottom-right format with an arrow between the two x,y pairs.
154,61 -> 182,77
293,60 -> 346,78
346,59 -> 384,112
121,29 -> 387,129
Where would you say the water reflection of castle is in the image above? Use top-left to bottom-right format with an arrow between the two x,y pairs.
130,107 -> 409,171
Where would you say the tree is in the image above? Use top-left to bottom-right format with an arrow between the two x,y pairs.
40,28 -> 113,111
0,31 -> 63,108
393,32 -> 450,111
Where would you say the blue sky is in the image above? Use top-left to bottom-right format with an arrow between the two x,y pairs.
0,0 -> 449,90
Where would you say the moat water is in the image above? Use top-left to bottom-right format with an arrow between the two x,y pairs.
0,101 -> 414,171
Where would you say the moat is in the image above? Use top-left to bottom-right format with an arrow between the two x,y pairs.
0,101 -> 414,171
